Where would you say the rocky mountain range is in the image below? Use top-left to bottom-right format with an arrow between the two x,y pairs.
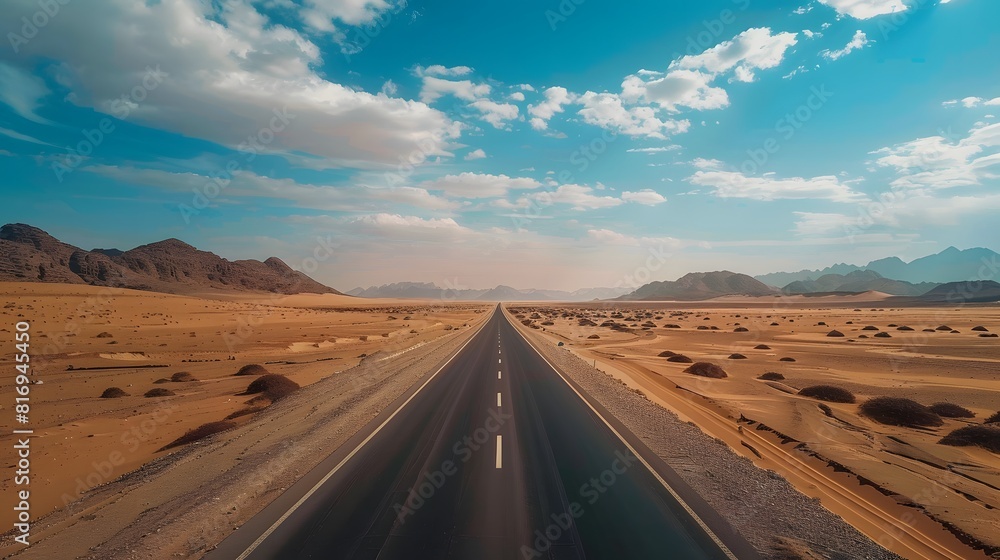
618,271 -> 777,301
781,270 -> 939,296
756,247 -> 1000,286
0,223 -> 338,295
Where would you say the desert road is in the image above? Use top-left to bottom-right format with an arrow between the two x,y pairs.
206,306 -> 756,559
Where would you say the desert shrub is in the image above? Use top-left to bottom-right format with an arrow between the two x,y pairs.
936,325 -> 952,331
971,326 -> 989,332
245,374 -> 300,402
897,326 -> 914,331
683,362 -> 728,379
861,326 -> 879,331
666,354 -> 694,363
754,344 -> 771,350
734,327 -> 749,332
658,350 -> 677,357
980,333 -> 999,338
100,387 -> 129,398
939,425 -> 1000,453
929,402 -> 975,418
728,353 -> 747,360
171,371 -> 197,382
160,420 -> 237,450
984,411 -> 1000,424
860,397 -> 943,428
799,385 -> 856,404
587,334 -> 600,339
235,364 -> 269,376
779,357 -> 796,362
874,332 -> 892,338
153,378 -> 171,384
758,372 -> 785,381
144,388 -> 175,398
664,324 -> 681,329
826,330 -> 845,337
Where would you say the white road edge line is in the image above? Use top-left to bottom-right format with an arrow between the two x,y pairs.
496,435 -> 503,468
505,309 -> 739,560
233,317 -> 488,560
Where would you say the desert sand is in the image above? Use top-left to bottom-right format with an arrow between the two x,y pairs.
508,301 -> 1000,559
0,283 -> 488,531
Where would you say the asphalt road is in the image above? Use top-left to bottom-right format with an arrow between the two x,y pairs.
206,306 -> 755,559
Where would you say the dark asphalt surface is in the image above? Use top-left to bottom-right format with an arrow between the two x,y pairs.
206,306 -> 753,559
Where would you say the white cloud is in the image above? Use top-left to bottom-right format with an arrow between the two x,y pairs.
690,157 -> 724,169
508,92 -> 525,102
527,87 -> 575,130
419,172 -> 541,198
299,0 -> 396,32
0,0 -> 459,168
416,65 -> 474,77
578,92 -> 690,139
945,96 -> 1000,109
871,123 -> 1000,189
343,213 -> 472,240
621,28 -> 798,111
532,184 -> 623,210
621,189 -> 667,205
420,76 -> 491,103
817,0 -> 907,19
464,148 -> 486,160
469,99 -> 519,128
688,169 -> 867,202
0,62 -> 53,124
821,30 -> 870,60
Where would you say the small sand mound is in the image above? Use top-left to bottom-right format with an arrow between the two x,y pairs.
779,357 -> 796,362
171,371 -> 198,382
245,374 -> 300,401
144,388 -> 175,398
160,420 -> 237,451
728,353 -> 747,360
939,425 -> 1000,453
826,330 -> 845,337
100,387 -> 129,398
799,385 -> 855,404
235,364 -> 269,376
666,354 -> 694,363
758,372 -> 785,381
860,397 -> 942,428
683,362 -> 728,379
929,402 -> 975,418
754,344 -> 771,350
658,350 -> 677,357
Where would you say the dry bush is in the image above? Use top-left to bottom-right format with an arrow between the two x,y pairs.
758,372 -> 785,381
144,388 -> 175,398
235,364 -> 269,376
860,397 -> 943,428
683,362 -> 728,379
929,402 -> 975,419
799,385 -> 855,404
160,420 -> 237,451
245,374 -> 300,402
939,425 -> 1000,453
100,387 -> 129,398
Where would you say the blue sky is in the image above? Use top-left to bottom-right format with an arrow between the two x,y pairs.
1,0 -> 998,291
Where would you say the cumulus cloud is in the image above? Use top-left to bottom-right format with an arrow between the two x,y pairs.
527,87 -> 575,130
470,99 -> 520,129
0,0 -> 459,168
621,28 -> 798,112
464,148 -> 486,160
621,189 -> 667,205
419,76 -> 492,103
871,123 -> 1000,189
578,92 -> 690,139
817,0 -> 907,19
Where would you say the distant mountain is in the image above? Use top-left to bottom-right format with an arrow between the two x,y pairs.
906,280 -> 1000,304
757,247 -> 1000,286
346,282 -> 631,301
0,223 -> 338,295
782,270 -> 939,296
620,271 -> 777,301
